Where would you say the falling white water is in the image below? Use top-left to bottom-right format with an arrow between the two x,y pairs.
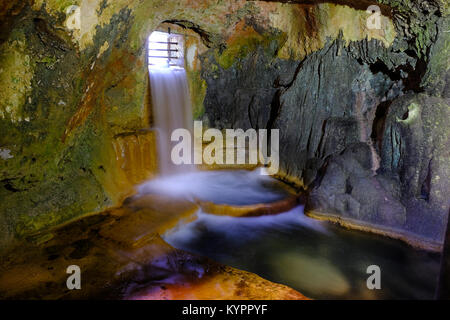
149,66 -> 193,175
138,169 -> 288,206
144,32 -> 286,204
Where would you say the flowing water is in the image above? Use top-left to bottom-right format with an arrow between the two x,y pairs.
149,66 -> 193,175
138,169 -> 290,206
163,200 -> 441,300
147,55 -> 441,300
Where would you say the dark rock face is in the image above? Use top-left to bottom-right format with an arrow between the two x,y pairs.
309,92 -> 450,245
308,97 -> 450,243
422,15 -> 450,99
299,91 -> 449,245
381,94 -> 449,241
272,38 -> 400,185
438,210 -> 450,299
202,46 -> 298,131
203,36 -> 400,184
308,142 -> 406,227
201,22 -> 449,245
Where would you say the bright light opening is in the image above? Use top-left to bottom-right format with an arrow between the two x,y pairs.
148,31 -> 184,68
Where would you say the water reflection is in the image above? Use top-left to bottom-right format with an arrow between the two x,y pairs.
164,207 -> 441,299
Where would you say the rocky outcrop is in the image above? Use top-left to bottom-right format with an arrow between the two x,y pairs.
200,2 -> 449,247
306,38 -> 449,247
308,93 -> 450,247
0,4 -> 155,250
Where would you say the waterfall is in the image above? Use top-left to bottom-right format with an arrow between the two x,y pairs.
149,67 -> 193,175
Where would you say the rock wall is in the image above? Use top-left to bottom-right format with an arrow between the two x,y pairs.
200,1 -> 449,248
0,0 -> 263,249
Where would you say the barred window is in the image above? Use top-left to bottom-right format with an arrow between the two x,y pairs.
148,31 -> 184,68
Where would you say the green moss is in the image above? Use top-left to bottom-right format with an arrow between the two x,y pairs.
186,70 -> 207,119
37,56 -> 59,69
105,61 -> 148,131
38,0 -> 81,13
0,29 -> 35,122
421,15 -> 450,93
397,103 -> 421,124
377,0 -> 443,59
215,31 -> 286,70
4,112 -> 111,239
0,10 -> 110,245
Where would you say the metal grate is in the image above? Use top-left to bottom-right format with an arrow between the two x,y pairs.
148,32 -> 184,67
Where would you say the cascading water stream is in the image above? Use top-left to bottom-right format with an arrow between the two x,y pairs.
149,66 -> 193,176
143,32 -> 290,205
129,31 -> 442,302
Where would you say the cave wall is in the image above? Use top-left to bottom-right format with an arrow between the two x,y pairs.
0,0 -> 448,250
0,0 -> 278,249
200,1 -> 449,248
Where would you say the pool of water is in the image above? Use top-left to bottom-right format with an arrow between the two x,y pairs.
137,169 -> 291,206
164,206 -> 441,300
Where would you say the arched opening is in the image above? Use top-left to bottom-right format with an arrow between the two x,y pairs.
148,29 -> 184,68
146,24 -> 194,176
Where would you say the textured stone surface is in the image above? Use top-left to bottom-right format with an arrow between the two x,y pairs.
200,2 -> 449,246
0,193 -> 307,300
203,35 -> 399,184
307,93 -> 449,247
